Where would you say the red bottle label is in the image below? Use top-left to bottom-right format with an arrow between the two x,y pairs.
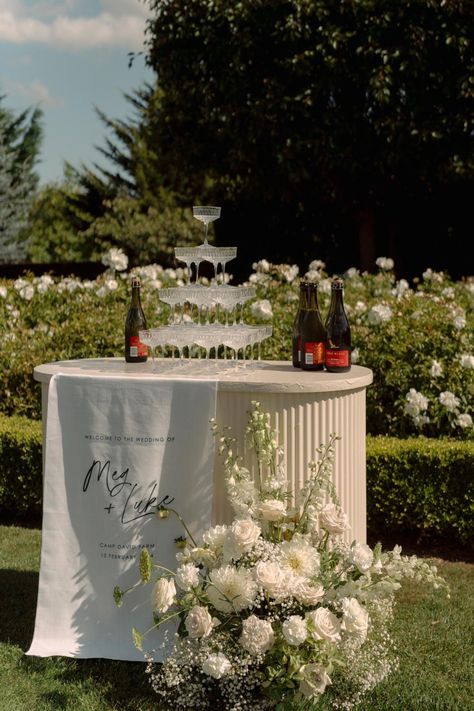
325,349 -> 350,367
129,335 -> 148,358
304,342 -> 325,365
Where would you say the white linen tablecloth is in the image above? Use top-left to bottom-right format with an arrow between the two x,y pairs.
27,373 -> 217,660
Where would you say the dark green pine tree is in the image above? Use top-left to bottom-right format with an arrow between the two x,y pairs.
0,94 -> 42,262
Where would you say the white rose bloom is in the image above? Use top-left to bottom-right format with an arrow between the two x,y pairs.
151,577 -> 176,614
429,360 -> 443,378
227,519 -> 261,557
351,347 -> 360,364
367,303 -> 392,325
254,560 -> 286,598
308,259 -> 326,271
0,285 -> 7,298
318,278 -> 332,295
105,278 -> 118,291
14,278 -> 27,291
252,259 -> 271,273
293,579 -> 325,606
319,503 -> 350,535
393,278 -> 410,298
453,314 -> 466,330
279,537 -> 320,578
239,615 -> 275,655
306,607 -> 341,643
202,652 -> 232,679
207,565 -> 257,613
460,354 -> 474,369
184,605 -> 215,638
305,269 -> 321,282
349,543 -> 374,573
175,562 -> 201,591
19,285 -> 34,301
375,256 -> 394,271
442,287 -> 455,299
439,391 -> 460,412
404,388 -> 429,418
259,498 -> 287,521
341,597 -> 369,642
102,247 -> 128,272
344,267 -> 359,279
299,663 -> 332,698
282,615 -> 307,646
250,299 -> 273,320
456,413 -> 472,429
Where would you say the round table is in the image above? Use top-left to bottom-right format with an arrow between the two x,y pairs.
34,359 -> 373,543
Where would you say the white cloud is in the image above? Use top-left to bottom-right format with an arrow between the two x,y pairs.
4,77 -> 63,106
0,0 -> 150,49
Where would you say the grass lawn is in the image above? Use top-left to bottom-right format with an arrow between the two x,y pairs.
0,524 -> 472,711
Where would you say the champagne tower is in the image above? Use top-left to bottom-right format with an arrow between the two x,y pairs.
140,207 -> 272,364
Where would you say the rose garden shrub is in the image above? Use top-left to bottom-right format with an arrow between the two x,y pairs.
0,257 -> 472,438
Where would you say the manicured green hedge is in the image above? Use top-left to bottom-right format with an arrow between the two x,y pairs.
0,414 -> 42,516
366,436 -> 474,544
0,416 -> 472,545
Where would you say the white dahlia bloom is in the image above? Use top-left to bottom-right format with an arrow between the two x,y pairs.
202,524 -> 229,551
282,615 -> 307,646
202,652 -> 232,679
279,536 -> 320,578
175,562 -> 201,592
239,615 -> 275,655
306,607 -> 341,643
207,565 -> 257,613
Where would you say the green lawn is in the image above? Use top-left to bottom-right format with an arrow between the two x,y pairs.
0,524 -> 472,711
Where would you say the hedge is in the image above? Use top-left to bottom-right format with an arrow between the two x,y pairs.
0,416 -> 472,544
366,436 -> 474,545
0,414 -> 42,516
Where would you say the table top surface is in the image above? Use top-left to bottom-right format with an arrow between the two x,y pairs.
34,358 -> 373,394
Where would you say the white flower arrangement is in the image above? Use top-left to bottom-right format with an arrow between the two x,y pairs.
116,401 -> 448,710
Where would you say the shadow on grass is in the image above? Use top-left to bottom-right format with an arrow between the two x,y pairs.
0,569 -> 38,648
0,569 -> 156,709
367,528 -> 474,563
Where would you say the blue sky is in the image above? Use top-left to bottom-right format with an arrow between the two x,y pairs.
0,0 -> 153,184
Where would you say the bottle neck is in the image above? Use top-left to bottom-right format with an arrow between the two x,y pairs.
307,285 -> 320,311
298,283 -> 309,310
131,284 -> 141,308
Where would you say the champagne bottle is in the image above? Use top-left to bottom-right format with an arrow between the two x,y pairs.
125,277 -> 148,363
325,277 -> 351,372
301,282 -> 326,371
292,279 -> 309,368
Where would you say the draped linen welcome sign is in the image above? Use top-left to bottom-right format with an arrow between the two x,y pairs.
27,374 -> 217,660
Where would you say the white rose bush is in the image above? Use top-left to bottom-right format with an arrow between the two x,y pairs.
114,402 -> 448,710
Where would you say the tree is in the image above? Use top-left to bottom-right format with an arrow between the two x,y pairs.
142,0 -> 474,274
0,95 -> 42,262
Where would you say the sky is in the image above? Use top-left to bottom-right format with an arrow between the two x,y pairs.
0,0 -> 153,184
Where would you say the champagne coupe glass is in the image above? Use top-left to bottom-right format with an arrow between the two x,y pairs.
193,206 -> 221,245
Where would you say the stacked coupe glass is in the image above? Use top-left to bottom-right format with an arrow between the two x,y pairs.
140,207 -> 272,366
